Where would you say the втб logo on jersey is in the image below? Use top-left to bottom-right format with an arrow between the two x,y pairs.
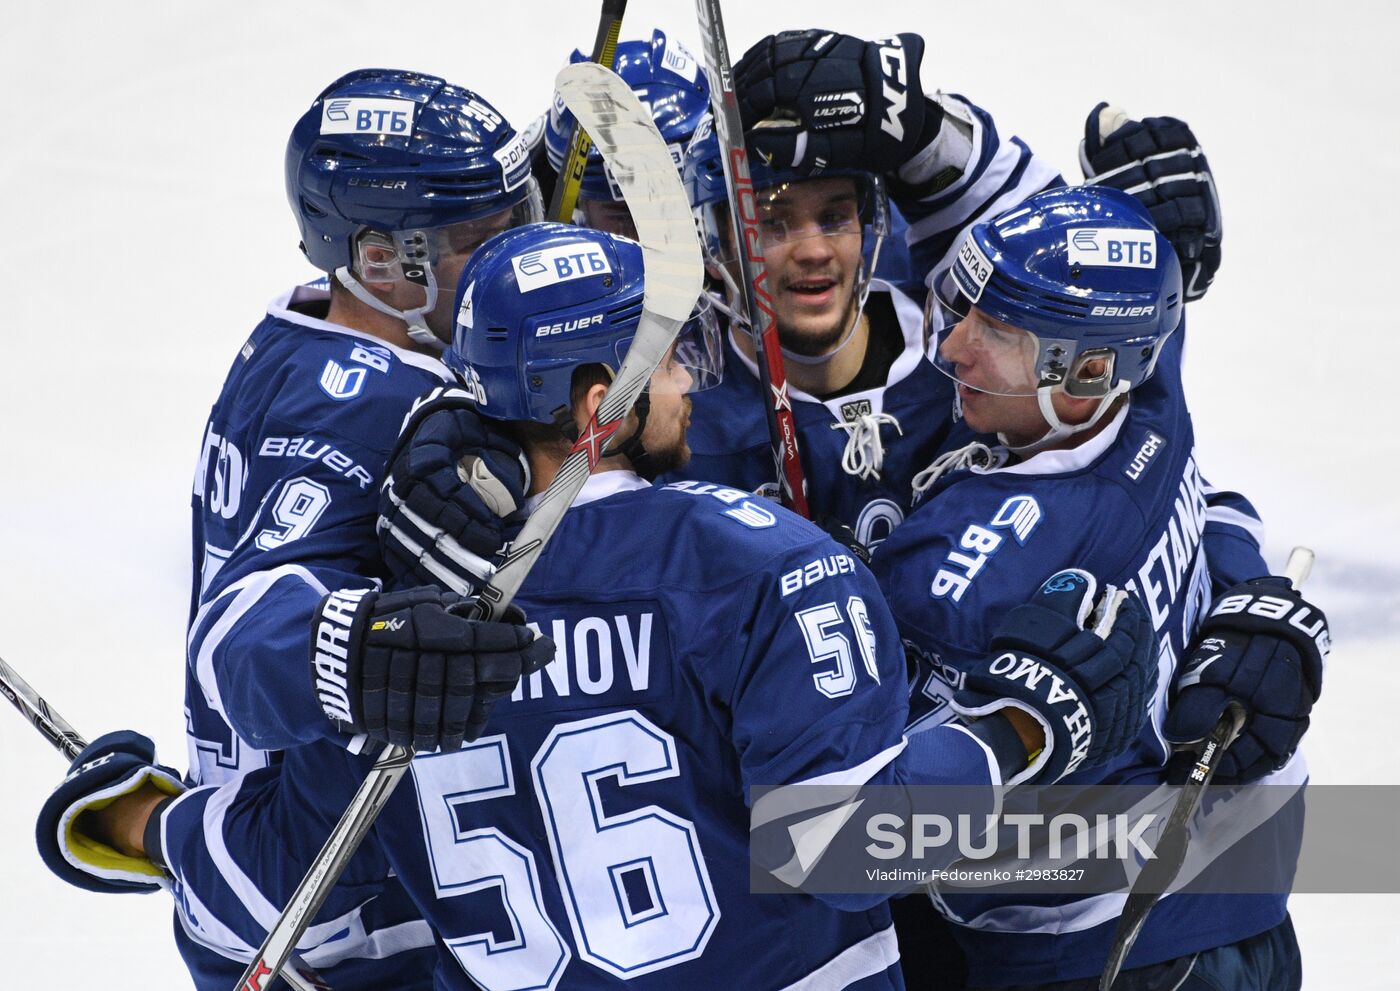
931,494 -> 1043,603
512,243 -> 612,293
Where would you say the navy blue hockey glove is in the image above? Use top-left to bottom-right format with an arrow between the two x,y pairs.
1164,577 -> 1328,784
814,514 -> 872,566
36,731 -> 183,894
1080,103 -> 1222,301
378,386 -> 529,596
951,570 -> 1156,786
311,586 -> 554,751
733,30 -> 937,176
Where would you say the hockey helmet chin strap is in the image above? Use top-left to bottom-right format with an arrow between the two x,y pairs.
1003,382 -> 1128,457
334,266 -> 446,351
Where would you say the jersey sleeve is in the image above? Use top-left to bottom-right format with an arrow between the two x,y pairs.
156,741 -> 408,969
723,542 -> 910,797
1200,475 -> 1269,592
890,93 -> 1064,289
190,417 -> 392,751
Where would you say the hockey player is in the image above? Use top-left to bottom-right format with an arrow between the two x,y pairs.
62,222 -> 1162,991
34,69 -> 553,989
663,30 -> 1232,556
871,185 -> 1328,989
543,29 -> 711,238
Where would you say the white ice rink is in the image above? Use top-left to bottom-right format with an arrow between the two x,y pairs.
2,1 -> 1395,986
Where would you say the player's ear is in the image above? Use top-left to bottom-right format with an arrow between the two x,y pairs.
572,382 -> 611,434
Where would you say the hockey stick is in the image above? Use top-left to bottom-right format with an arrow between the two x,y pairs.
0,655 -> 333,991
694,0 -> 811,518
235,60 -> 703,991
1097,545 -> 1315,990
547,0 -> 627,222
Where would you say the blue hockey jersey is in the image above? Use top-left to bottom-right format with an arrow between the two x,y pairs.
184,284 -> 451,785
662,94 -> 1064,548
870,332 -> 1300,986
162,471 -> 1012,991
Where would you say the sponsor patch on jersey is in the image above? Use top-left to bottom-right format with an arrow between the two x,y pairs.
989,494 -> 1042,544
663,480 -> 777,529
320,98 -> 415,136
839,399 -> 873,422
952,235 -> 993,303
319,360 -> 367,401
511,243 -> 612,293
1123,430 -> 1166,482
1066,228 -> 1157,269
494,132 -> 532,192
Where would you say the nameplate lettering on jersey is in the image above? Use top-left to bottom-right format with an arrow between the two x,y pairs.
512,610 -> 670,711
321,98 -> 414,136
1122,452 -> 1210,635
780,554 -> 858,597
511,243 -> 612,293
1123,431 -> 1165,482
663,480 -> 777,529
931,495 -> 1042,604
259,437 -> 374,490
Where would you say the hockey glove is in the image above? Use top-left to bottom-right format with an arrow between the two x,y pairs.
311,586 -> 555,752
1080,103 -> 1222,301
733,30 -> 938,176
36,731 -> 183,893
378,386 -> 529,596
814,514 -> 872,566
951,570 -> 1156,786
1163,577 -> 1328,784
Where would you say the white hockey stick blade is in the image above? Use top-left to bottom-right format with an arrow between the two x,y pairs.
237,62 -> 702,991
480,61 -> 704,617
554,61 -> 703,323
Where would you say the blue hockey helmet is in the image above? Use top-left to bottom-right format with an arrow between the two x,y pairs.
286,69 -> 543,345
931,185 -> 1183,401
545,29 -> 710,213
444,223 -> 722,430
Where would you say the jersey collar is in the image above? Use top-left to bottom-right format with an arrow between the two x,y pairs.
975,400 -> 1131,477
523,469 -> 651,515
267,283 -> 452,380
723,281 -> 929,419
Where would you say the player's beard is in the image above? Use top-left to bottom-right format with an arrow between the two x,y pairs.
639,397 -> 693,477
777,282 -> 860,358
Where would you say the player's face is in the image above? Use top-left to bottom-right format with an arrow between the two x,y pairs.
938,308 -> 1049,444
580,198 -> 638,241
421,207 -> 523,337
638,342 -> 694,474
753,178 -> 865,357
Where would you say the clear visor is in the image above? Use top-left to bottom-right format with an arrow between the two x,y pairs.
707,174 -> 887,262
617,293 -> 725,395
355,179 -> 544,282
927,291 -> 1115,399
578,197 -> 638,240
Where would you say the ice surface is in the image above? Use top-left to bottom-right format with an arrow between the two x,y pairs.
2,1 -> 1394,986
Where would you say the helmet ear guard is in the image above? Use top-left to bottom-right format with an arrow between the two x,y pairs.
929,186 -> 1182,452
